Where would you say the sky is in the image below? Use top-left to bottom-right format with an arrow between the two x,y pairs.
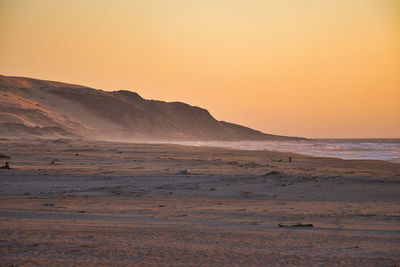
0,0 -> 399,138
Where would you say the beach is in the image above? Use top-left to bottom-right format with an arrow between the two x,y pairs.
1,139 -> 399,266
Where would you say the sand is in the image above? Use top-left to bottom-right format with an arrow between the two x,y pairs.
0,138 -> 399,266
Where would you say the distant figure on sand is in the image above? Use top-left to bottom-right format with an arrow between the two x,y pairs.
1,162 -> 10,169
289,157 -> 292,163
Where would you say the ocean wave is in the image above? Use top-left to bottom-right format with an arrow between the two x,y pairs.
171,139 -> 400,163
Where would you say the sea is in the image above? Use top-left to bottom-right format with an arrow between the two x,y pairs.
171,139 -> 400,163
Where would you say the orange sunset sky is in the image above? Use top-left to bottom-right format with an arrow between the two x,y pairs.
0,0 -> 399,138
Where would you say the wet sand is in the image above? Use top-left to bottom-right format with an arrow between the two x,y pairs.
1,139 -> 399,266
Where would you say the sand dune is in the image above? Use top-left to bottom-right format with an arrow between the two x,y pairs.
0,74 -> 304,141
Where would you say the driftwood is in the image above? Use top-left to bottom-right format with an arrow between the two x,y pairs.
1,162 -> 10,170
270,158 -> 282,162
263,171 -> 281,176
278,223 -> 314,228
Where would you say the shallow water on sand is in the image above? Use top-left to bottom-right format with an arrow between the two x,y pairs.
170,139 -> 400,163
